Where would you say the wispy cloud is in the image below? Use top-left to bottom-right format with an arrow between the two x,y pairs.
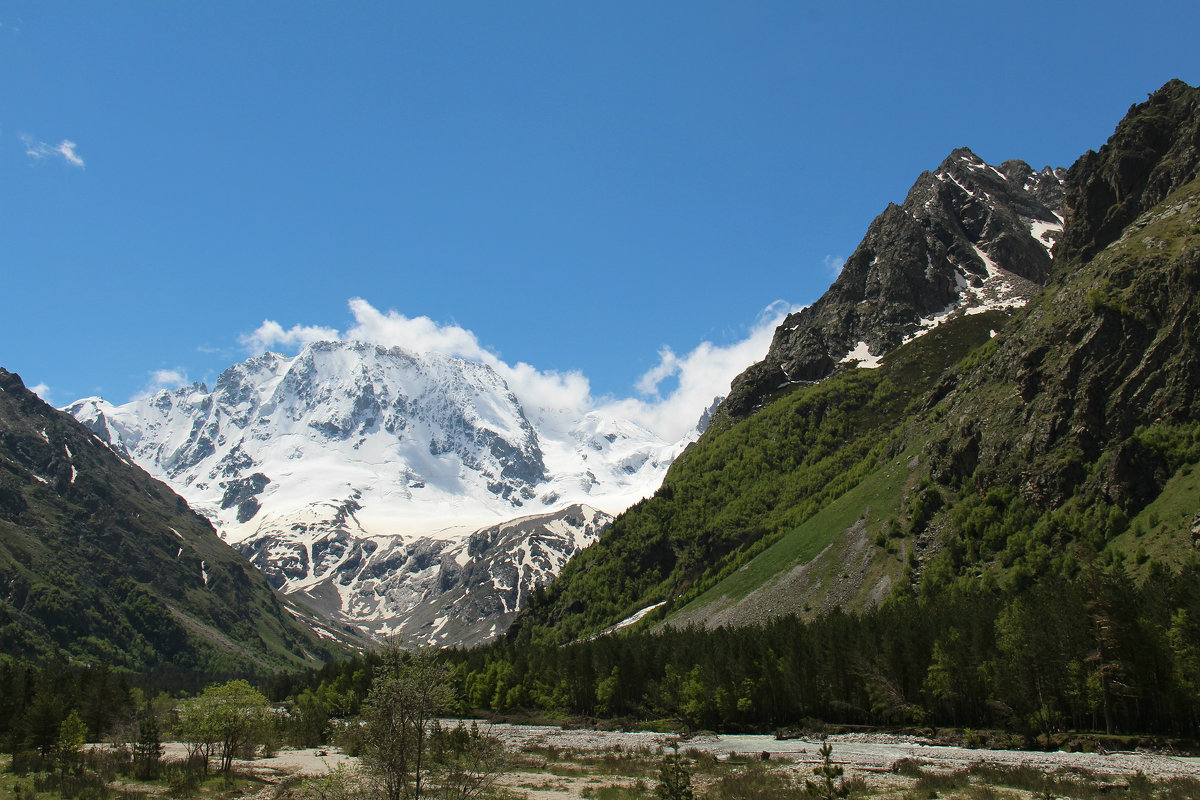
240,320 -> 340,354
606,300 -> 799,439
21,134 -> 85,168
135,369 -> 190,398
29,383 -> 53,404
823,254 -> 846,277
240,297 -> 798,441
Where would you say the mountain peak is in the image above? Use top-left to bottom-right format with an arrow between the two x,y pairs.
719,147 -> 1066,420
65,341 -> 693,643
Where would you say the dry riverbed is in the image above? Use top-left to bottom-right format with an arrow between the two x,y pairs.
159,724 -> 1200,799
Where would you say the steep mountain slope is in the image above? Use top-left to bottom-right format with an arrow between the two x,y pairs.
67,341 -> 688,643
239,502 -> 611,647
0,368 -> 359,673
510,79 -> 1200,645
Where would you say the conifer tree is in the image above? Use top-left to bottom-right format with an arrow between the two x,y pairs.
134,716 -> 163,779
655,742 -> 693,800
805,739 -> 849,800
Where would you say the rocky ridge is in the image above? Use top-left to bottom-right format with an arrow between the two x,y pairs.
722,147 -> 1066,419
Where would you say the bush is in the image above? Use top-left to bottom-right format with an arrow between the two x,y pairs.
706,763 -> 800,799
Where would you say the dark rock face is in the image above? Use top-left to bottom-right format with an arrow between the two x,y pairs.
721,148 -> 1066,420
1058,79 -> 1200,264
925,80 -> 1200,510
220,472 -> 270,511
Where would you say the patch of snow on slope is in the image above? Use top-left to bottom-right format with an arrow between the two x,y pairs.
937,172 -> 977,198
587,601 -> 667,640
839,341 -> 882,369
1028,218 -> 1063,255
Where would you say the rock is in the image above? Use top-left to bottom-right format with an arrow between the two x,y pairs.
1058,79 -> 1200,264
721,147 -> 1066,420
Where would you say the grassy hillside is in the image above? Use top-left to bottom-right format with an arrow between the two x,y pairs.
508,310 -> 1006,644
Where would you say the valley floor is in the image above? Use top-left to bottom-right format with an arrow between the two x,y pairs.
153,724 -> 1200,799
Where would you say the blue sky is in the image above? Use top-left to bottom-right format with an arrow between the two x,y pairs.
3,2 -> 1198,426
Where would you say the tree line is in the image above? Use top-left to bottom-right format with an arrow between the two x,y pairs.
7,557 -> 1200,778
442,562 -> 1200,740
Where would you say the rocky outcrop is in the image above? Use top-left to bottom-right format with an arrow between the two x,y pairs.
926,80 -> 1200,510
1058,79 -> 1200,264
721,148 -> 1065,420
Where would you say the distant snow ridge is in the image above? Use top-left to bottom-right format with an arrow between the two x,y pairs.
67,340 -> 699,645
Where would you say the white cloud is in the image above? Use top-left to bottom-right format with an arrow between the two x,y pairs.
56,140 -> 84,167
824,254 -> 846,277
29,383 -> 52,403
343,298 -> 492,361
598,300 -> 799,440
240,319 -> 340,354
635,346 -> 681,398
238,297 -> 798,442
21,135 -> 85,168
492,360 -> 595,439
134,369 -> 190,398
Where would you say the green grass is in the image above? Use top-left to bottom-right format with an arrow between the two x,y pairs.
1115,458 -> 1200,574
673,450 -> 912,618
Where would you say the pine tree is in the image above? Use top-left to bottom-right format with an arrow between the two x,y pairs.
655,743 -> 693,800
805,739 -> 849,800
134,716 -> 163,779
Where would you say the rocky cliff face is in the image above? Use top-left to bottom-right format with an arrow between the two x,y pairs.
1058,79 -> 1200,265
927,80 -> 1200,511
722,148 -> 1065,419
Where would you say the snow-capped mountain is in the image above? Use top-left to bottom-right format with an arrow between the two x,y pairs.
66,341 -> 696,644
236,502 -> 613,648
